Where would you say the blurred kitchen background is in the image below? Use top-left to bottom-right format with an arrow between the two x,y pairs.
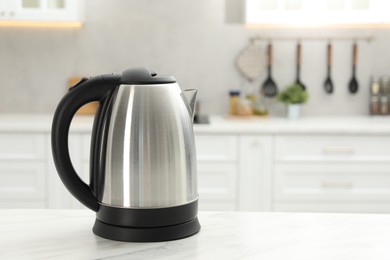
2,0 -> 390,213
1,0 -> 390,116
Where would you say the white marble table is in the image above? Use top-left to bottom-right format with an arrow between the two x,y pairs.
1,210 -> 390,259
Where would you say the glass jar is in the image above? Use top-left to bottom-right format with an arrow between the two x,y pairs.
370,96 -> 379,115
229,90 -> 240,115
370,76 -> 380,96
235,97 -> 253,116
243,84 -> 256,110
252,94 -> 269,116
380,96 -> 389,115
380,76 -> 390,96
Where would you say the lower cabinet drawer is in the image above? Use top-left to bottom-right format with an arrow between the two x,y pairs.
197,162 -> 237,206
0,161 -> 46,200
274,163 -> 390,201
0,134 -> 45,160
275,135 -> 390,162
195,135 -> 238,162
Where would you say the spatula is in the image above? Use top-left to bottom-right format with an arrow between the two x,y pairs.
261,42 -> 278,97
348,42 -> 359,94
324,43 -> 334,94
295,42 -> 306,90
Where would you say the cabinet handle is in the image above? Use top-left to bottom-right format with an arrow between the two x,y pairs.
323,146 -> 355,154
322,181 -> 354,188
9,11 -> 14,17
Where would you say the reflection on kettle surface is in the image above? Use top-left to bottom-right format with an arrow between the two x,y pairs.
101,83 -> 198,208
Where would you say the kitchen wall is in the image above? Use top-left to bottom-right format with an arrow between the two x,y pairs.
0,0 -> 389,116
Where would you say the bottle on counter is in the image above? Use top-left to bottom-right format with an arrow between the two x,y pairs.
380,76 -> 390,96
370,96 -> 379,115
380,96 -> 389,115
252,94 -> 269,116
380,76 -> 390,116
369,76 -> 390,116
229,90 -> 240,115
370,76 -> 380,96
235,97 -> 253,116
243,85 -> 256,105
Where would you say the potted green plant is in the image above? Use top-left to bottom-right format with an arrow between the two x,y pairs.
277,84 -> 308,119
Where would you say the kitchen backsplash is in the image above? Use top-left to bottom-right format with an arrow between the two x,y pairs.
0,0 -> 388,116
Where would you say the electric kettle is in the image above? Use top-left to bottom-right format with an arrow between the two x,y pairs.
51,67 -> 200,242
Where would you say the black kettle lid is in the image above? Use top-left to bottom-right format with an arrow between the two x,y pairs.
120,67 -> 176,85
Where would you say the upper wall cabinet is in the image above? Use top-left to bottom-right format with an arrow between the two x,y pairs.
245,0 -> 390,27
0,0 -> 83,23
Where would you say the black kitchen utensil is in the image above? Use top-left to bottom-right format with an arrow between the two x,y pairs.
262,43 -> 278,97
349,42 -> 359,94
296,42 -> 306,90
324,43 -> 334,94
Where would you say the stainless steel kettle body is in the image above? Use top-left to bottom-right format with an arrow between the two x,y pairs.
96,83 -> 198,208
51,68 -> 200,242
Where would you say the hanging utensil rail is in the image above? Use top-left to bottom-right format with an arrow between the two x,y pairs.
251,36 -> 374,43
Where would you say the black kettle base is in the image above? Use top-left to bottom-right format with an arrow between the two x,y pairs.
93,217 -> 200,242
92,200 -> 200,242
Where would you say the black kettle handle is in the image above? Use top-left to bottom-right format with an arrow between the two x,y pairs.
51,74 -> 120,211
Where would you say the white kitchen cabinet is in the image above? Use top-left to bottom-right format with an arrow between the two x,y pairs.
239,136 -> 273,211
74,134 -> 91,208
195,134 -> 239,211
275,135 -> 390,162
47,134 -> 87,209
197,163 -> 237,210
245,0 -> 390,27
3,115 -> 390,214
0,162 -> 46,200
0,133 -> 46,208
0,133 -> 45,159
273,135 -> 390,213
195,135 -> 237,161
0,0 -> 82,22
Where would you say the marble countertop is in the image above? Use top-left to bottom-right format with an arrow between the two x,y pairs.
1,114 -> 390,134
196,115 -> 390,134
1,210 -> 389,260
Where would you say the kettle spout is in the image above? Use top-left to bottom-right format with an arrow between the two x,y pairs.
181,89 -> 198,121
